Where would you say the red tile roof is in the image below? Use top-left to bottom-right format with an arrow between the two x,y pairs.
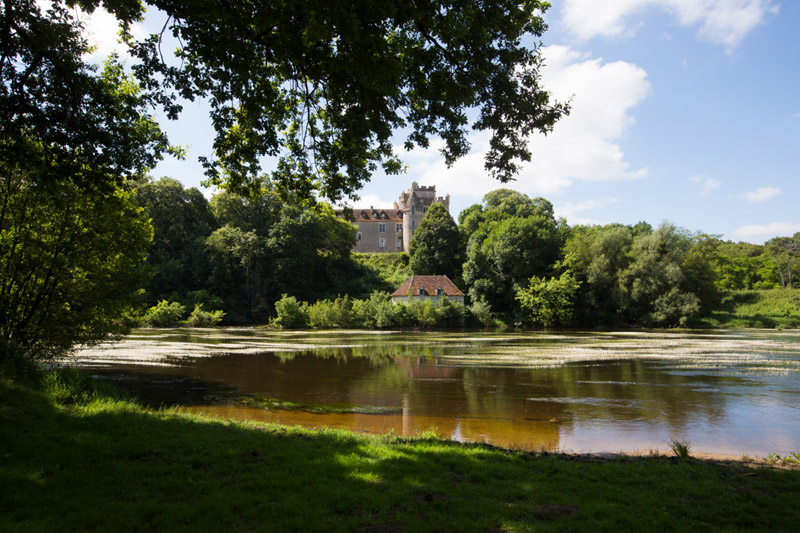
391,275 -> 464,297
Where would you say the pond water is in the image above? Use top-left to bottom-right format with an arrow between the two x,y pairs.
74,329 -> 800,456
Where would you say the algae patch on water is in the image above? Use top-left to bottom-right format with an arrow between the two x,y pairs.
204,394 -> 402,415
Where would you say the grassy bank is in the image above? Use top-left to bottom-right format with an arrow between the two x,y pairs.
705,289 -> 800,329
2,374 -> 800,531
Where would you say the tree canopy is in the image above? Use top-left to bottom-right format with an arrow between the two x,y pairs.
2,0 -> 568,200
409,203 -> 462,279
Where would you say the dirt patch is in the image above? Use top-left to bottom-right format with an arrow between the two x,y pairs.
356,525 -> 403,533
530,504 -> 579,520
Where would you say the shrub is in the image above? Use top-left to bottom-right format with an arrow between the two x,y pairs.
273,295 -> 309,329
406,299 -> 440,328
469,299 -> 496,327
308,299 -> 344,328
143,300 -> 186,327
186,304 -> 225,327
438,297 -> 466,327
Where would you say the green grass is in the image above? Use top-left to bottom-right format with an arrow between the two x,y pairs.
706,289 -> 800,329
2,373 -> 800,531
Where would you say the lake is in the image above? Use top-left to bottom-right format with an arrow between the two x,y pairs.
74,328 -> 800,456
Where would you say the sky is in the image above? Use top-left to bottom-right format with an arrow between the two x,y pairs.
80,0 -> 799,244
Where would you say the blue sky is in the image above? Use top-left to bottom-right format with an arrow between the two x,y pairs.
81,0 -> 799,243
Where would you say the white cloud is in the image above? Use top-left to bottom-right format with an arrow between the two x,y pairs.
561,0 -> 778,49
354,194 -> 396,209
401,46 -> 650,203
555,197 -> 619,225
733,222 -> 800,240
690,175 -> 721,196
742,186 -> 781,202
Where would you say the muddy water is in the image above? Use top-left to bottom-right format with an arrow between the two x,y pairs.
75,329 -> 800,455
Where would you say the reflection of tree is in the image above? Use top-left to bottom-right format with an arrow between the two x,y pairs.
538,361 -> 730,433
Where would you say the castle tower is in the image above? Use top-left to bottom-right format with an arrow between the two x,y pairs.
397,182 -> 450,253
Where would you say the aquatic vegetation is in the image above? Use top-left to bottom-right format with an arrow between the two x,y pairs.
204,394 -> 402,415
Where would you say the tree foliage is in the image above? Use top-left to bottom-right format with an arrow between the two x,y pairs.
120,0 -> 569,200
135,177 -> 216,304
516,272 -> 581,327
0,158 -> 152,361
0,4 -> 175,191
409,203 -> 462,279
461,190 -> 562,316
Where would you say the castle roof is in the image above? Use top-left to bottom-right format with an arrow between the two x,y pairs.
336,208 -> 403,222
391,275 -> 464,297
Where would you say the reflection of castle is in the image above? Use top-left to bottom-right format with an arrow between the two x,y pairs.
341,182 -> 450,253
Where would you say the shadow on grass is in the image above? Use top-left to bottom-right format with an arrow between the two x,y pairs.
2,378 -> 800,531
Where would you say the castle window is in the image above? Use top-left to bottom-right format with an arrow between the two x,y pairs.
419,286 -> 425,295
357,232 -> 362,241
379,223 -> 386,232
396,238 -> 402,248
379,238 -> 386,249
396,223 -> 402,232
436,286 -> 443,296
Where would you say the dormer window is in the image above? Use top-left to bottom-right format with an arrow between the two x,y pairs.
436,286 -> 443,296
418,286 -> 425,295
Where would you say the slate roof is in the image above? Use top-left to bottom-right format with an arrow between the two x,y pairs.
391,275 -> 464,297
337,208 -> 403,222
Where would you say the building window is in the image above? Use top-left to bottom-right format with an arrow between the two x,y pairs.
357,232 -> 362,241
379,223 -> 386,232
395,223 -> 402,232
396,238 -> 402,248
436,286 -> 443,296
379,238 -> 386,249
418,286 -> 425,295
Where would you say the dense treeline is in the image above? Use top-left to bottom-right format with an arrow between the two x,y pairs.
134,178 -> 411,324
134,181 -> 799,329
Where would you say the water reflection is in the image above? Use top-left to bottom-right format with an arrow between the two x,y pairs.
79,329 -> 800,455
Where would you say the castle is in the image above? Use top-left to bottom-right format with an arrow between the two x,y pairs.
342,182 -> 450,254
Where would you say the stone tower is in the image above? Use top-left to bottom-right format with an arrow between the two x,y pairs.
393,182 -> 450,253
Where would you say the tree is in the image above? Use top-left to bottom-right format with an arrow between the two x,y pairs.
205,225 -> 270,321
0,53 -> 173,363
516,272 -> 581,327
765,234 -> 800,289
0,4 -> 176,191
136,178 -> 217,303
129,1 -> 565,199
619,224 -> 700,327
0,157 -> 152,363
409,203 -> 462,279
461,191 -> 562,316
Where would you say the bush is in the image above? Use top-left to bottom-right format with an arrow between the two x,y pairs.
308,299 -> 342,328
438,297 -> 466,327
273,295 -> 309,328
186,304 -> 225,327
469,299 -> 497,327
143,300 -> 186,327
406,299 -> 440,328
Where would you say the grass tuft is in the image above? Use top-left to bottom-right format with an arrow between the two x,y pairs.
670,438 -> 691,458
